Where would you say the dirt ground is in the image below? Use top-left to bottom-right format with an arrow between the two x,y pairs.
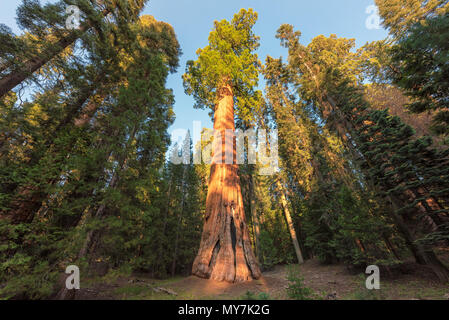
73,257 -> 449,300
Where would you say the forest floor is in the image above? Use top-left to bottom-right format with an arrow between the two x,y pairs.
75,254 -> 449,300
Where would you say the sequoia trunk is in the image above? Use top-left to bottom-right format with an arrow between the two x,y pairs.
191,82 -> 261,282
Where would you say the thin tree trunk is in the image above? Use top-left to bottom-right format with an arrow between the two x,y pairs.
78,122 -> 137,258
0,32 -> 80,99
171,165 -> 187,276
162,179 -> 173,236
355,238 -> 366,253
52,72 -> 107,133
249,172 -> 260,258
311,64 -> 449,282
276,180 -> 304,264
171,211 -> 183,277
191,81 -> 261,282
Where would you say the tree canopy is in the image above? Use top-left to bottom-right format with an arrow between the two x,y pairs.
183,8 -> 262,124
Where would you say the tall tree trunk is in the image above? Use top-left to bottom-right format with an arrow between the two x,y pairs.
0,32 -> 80,99
0,6 -> 111,99
171,164 -> 187,276
249,171 -> 260,258
321,83 -> 449,282
191,82 -> 261,282
276,180 -> 304,264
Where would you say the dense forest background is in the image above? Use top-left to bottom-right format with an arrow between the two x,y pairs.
0,0 -> 448,299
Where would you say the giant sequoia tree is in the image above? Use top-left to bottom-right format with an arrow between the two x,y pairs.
183,8 -> 262,282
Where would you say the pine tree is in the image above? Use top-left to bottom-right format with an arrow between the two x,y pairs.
263,54 -> 398,267
0,12 -> 181,298
375,0 -> 449,38
0,0 -> 148,98
390,13 -> 449,142
363,84 -> 436,139
275,25 -> 449,281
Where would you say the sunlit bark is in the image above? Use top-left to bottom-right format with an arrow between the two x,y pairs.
192,82 -> 261,282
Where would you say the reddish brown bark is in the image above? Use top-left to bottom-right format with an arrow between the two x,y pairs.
192,82 -> 261,282
0,32 -> 80,99
2,186 -> 44,224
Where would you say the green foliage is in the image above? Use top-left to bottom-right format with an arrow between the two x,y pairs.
265,21 -> 449,282
2,1 -> 449,300
264,45 -> 403,268
241,290 -> 271,300
259,205 -> 296,267
0,1 -> 187,299
258,230 -> 280,270
285,266 -> 314,300
375,0 -> 449,38
303,183 -> 402,266
349,288 -> 386,300
356,40 -> 394,84
183,8 -> 263,124
391,13 -> 449,141
113,285 -> 147,298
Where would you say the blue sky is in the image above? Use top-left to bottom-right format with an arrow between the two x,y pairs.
0,0 -> 388,144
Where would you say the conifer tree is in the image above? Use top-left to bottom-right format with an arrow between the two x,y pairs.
0,12 -> 181,298
264,55 -> 398,267
0,0 -> 148,98
183,8 -> 262,282
374,0 -> 449,38
275,25 -> 449,281
390,14 -> 449,142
